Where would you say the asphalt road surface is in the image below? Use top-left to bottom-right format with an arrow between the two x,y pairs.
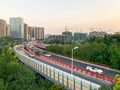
29,53 -> 111,86
32,46 -> 120,78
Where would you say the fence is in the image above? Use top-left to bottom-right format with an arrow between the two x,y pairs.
26,46 -> 115,83
14,46 -> 100,90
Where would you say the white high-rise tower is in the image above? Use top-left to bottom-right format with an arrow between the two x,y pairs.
9,17 -> 24,40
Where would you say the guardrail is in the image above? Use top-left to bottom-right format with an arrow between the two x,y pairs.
14,45 -> 100,90
26,45 -> 115,83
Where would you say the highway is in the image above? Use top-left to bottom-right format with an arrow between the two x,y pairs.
23,49 -> 111,86
48,53 -> 119,78
23,44 -> 120,85
31,45 -> 120,78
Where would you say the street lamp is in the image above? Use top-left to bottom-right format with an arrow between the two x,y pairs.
71,46 -> 78,75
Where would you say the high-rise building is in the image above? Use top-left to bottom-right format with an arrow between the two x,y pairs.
6,25 -> 10,36
24,23 -> 28,41
28,26 -> 33,40
48,35 -> 71,43
62,31 -> 72,41
9,17 -> 24,40
74,32 -> 87,41
28,26 -> 44,40
114,31 -> 120,35
0,19 -> 9,37
38,27 -> 44,40
62,31 -> 72,37
89,31 -> 107,38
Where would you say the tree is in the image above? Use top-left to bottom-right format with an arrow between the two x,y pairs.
113,74 -> 120,90
35,50 -> 40,55
109,44 -> 120,69
0,78 -> 7,90
98,84 -> 114,90
50,83 -> 66,90
114,74 -> 120,82
113,81 -> 120,90
98,85 -> 111,90
0,37 -> 55,90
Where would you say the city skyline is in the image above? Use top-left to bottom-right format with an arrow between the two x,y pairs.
0,0 -> 120,34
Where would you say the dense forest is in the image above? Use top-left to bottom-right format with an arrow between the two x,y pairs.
0,37 -> 65,90
46,34 -> 120,70
45,34 -> 120,90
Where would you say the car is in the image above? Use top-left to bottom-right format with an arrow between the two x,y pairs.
86,66 -> 103,74
29,54 -> 35,58
30,46 -> 34,48
45,54 -> 51,57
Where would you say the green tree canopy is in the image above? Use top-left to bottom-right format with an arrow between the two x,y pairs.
50,83 -> 66,90
0,37 -> 54,90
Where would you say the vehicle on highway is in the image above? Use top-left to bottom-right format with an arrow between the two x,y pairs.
29,54 -> 35,58
86,66 -> 103,74
45,54 -> 51,57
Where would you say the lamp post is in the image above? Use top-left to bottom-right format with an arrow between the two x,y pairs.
71,46 -> 78,75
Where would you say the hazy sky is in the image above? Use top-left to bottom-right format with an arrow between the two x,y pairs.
0,0 -> 120,34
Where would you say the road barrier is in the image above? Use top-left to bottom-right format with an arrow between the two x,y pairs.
33,42 -> 116,83
14,45 -> 100,90
34,42 -> 109,68
25,46 -> 115,83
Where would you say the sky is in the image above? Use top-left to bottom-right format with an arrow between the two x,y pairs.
0,0 -> 120,34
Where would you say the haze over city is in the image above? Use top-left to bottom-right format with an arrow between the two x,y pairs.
0,0 -> 120,34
